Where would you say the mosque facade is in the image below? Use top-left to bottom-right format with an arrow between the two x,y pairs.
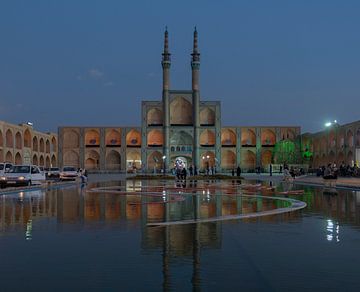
58,29 -> 301,173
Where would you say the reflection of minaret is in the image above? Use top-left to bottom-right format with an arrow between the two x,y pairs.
162,27 -> 171,171
192,27 -> 200,169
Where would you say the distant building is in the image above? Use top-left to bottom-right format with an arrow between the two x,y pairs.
0,120 -> 58,167
302,120 -> 360,168
59,29 -> 301,173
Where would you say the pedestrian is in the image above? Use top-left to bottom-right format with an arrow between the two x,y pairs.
189,165 -> 193,176
232,168 -> 235,176
236,166 -> 241,177
269,164 -> 273,176
194,166 -> 198,176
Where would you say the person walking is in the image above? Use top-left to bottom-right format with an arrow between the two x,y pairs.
236,166 -> 241,177
269,164 -> 273,176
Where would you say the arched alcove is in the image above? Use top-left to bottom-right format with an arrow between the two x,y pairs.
147,151 -> 163,170
106,150 -> 121,170
5,151 -> 13,163
33,136 -> 38,151
170,131 -> 193,146
126,151 -> 141,171
200,107 -> 215,126
126,129 -> 141,147
0,149 -> 3,163
347,130 -> 354,147
241,150 -> 256,170
221,150 -> 236,169
6,129 -> 13,148
147,130 -> 163,146
147,108 -> 163,126
45,156 -> 51,168
51,137 -> 57,152
63,150 -> 79,168
221,129 -> 236,146
241,129 -> 256,146
39,155 -> 44,166
45,140 -> 50,153
85,150 -> 100,170
39,138 -> 45,152
200,151 -> 215,169
63,130 -> 79,148
200,130 -> 215,146
14,132 -> 22,149
85,129 -> 100,147
51,154 -> 56,167
106,129 -> 121,147
261,150 -> 272,166
261,129 -> 276,146
15,152 -> 22,165
0,130 -> 3,147
281,128 -> 296,141
24,129 -> 31,148
33,154 -> 38,165
170,97 -> 192,125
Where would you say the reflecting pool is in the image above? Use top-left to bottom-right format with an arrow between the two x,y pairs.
1,180 -> 360,291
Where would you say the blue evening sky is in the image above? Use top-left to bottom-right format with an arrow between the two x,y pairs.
0,0 -> 359,133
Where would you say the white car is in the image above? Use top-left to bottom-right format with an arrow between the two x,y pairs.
60,166 -> 79,181
0,165 -> 45,187
0,163 -> 13,175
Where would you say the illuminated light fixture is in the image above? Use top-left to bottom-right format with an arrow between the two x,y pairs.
162,155 -> 166,160
325,122 -> 332,127
27,122 -> 33,126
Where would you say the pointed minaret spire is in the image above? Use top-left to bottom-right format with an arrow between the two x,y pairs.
191,26 -> 200,62
162,26 -> 171,62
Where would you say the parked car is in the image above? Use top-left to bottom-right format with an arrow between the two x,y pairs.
0,163 -> 13,175
47,167 -> 60,179
0,165 -> 45,187
60,166 -> 79,181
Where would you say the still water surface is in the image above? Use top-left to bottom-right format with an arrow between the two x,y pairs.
1,180 -> 360,291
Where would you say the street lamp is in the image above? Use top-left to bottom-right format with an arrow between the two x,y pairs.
162,155 -> 166,175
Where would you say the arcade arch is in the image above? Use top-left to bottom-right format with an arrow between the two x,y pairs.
200,107 -> 215,126
221,129 -> 236,146
200,151 -> 215,169
147,151 -> 163,171
261,129 -> 276,146
46,140 -> 50,153
261,150 -> 272,166
147,130 -> 163,146
63,130 -> 79,148
347,130 -> 354,147
45,156 -> 50,168
15,152 -> 22,165
170,97 -> 192,125
40,138 -> 45,152
33,154 -> 38,165
106,129 -> 121,147
5,151 -> 12,163
39,155 -> 44,166
24,129 -> 31,148
63,150 -> 79,168
106,150 -> 121,170
147,108 -> 163,126
85,129 -> 100,147
33,136 -> 38,151
85,150 -> 100,170
221,150 -> 236,169
6,129 -> 13,148
0,130 -> 3,147
356,129 -> 360,147
126,150 -> 141,171
51,137 -> 57,152
15,132 -> 22,149
241,129 -> 256,146
200,130 -> 215,146
126,129 -> 141,147
241,150 -> 256,171
51,155 -> 56,167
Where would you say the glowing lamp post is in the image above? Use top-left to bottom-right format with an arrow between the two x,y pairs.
162,155 -> 166,175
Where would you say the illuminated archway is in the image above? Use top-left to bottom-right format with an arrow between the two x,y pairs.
221,129 -> 236,146
85,129 -> 100,146
170,97 -> 192,125
147,151 -> 163,170
200,151 -> 215,169
106,129 -> 121,146
261,150 -> 272,166
241,150 -> 256,170
241,129 -> 256,146
126,150 -> 141,171
221,150 -> 236,169
147,130 -> 163,146
200,130 -> 215,146
126,129 -> 141,147
261,129 -> 276,146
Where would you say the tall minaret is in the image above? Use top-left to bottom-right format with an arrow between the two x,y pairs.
162,27 -> 171,171
191,27 -> 200,169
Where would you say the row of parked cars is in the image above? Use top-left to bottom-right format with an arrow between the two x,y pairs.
0,163 -> 79,188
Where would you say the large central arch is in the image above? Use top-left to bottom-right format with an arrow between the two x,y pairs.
170,97 -> 192,125
106,150 -> 121,170
85,150 -> 100,170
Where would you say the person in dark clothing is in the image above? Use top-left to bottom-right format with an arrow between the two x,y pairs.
181,168 -> 187,180
236,166 -> 241,177
189,165 -> 193,176
269,164 -> 273,176
194,166 -> 198,176
232,169 -> 235,176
